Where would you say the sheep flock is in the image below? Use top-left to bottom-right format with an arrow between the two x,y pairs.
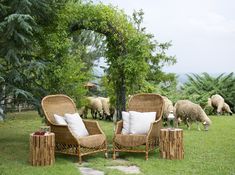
78,93 -> 233,131
80,96 -> 115,121
162,93 -> 233,131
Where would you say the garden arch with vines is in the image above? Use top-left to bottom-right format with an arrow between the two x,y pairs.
61,2 -> 154,118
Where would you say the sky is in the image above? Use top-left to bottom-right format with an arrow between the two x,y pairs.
95,0 -> 235,73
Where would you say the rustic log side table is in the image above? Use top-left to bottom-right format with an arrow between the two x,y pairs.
159,128 -> 184,160
29,132 -> 55,166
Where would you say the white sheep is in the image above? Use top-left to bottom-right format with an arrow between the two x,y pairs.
78,106 -> 86,118
98,97 -> 110,118
222,102 -> 233,115
85,97 -> 103,119
161,96 -> 174,126
98,97 -> 115,120
209,94 -> 233,115
174,100 -> 212,131
210,94 -> 224,114
162,96 -> 174,119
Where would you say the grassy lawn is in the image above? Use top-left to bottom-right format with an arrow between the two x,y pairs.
0,111 -> 235,175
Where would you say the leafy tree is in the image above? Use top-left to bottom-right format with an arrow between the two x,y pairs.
0,0 -> 57,113
1,0 -> 177,121
0,0 -> 93,115
60,2 -> 176,118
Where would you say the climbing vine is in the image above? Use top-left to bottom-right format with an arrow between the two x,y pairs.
58,2 -> 175,119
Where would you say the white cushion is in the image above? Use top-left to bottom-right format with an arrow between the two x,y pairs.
54,114 -> 67,125
121,111 -> 130,134
129,111 -> 156,135
64,113 -> 89,138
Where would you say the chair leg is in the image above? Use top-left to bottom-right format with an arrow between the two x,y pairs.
105,151 -> 108,158
79,155 -> 82,164
113,151 -> 116,160
146,143 -> 149,160
145,152 -> 149,160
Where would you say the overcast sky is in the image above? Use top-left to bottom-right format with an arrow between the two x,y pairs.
96,0 -> 235,73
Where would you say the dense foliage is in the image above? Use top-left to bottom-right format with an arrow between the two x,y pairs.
0,1 -> 103,114
1,0 -> 176,118
182,73 -> 235,112
61,2 -> 175,117
0,0 -> 57,112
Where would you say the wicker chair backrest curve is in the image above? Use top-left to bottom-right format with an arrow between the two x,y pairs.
41,94 -> 77,125
128,93 -> 164,120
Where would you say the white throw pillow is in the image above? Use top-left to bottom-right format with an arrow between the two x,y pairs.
54,114 -> 67,125
64,113 -> 89,138
129,111 -> 156,135
121,111 -> 130,134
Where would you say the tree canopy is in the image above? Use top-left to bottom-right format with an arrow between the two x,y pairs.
0,0 -> 176,119
59,2 -> 175,118
0,0 -> 57,112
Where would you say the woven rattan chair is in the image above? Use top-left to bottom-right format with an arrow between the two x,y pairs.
113,93 -> 164,160
41,94 -> 108,163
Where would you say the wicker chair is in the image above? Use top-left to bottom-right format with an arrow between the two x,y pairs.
113,93 -> 164,160
41,94 -> 108,163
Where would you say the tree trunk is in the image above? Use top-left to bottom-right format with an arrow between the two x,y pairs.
115,73 -> 126,121
120,75 -> 126,112
116,80 -> 121,121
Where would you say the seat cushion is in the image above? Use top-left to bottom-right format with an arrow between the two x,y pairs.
78,134 -> 106,148
114,134 -> 147,147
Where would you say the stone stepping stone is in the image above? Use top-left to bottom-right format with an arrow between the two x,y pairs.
110,158 -> 130,165
79,167 -> 104,175
75,158 -> 140,174
107,165 -> 141,174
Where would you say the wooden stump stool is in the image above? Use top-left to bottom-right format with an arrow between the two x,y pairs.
29,132 -> 55,166
159,128 -> 184,160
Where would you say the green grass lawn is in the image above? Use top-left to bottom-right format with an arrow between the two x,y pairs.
0,111 -> 235,175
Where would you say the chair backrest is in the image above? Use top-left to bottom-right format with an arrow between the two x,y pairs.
41,94 -> 77,125
128,93 -> 164,120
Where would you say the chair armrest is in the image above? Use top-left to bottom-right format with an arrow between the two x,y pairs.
49,124 -> 78,144
83,120 -> 103,135
114,120 -> 123,134
50,124 -> 69,132
147,119 -> 162,143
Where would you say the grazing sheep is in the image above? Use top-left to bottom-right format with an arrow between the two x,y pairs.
98,97 -> 115,120
209,94 -> 233,115
222,102 -> 233,115
109,106 -> 116,121
210,94 -> 224,115
78,106 -> 86,118
161,96 -> 174,126
98,97 -> 110,119
85,97 -> 103,119
162,96 -> 174,119
174,100 -> 212,131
